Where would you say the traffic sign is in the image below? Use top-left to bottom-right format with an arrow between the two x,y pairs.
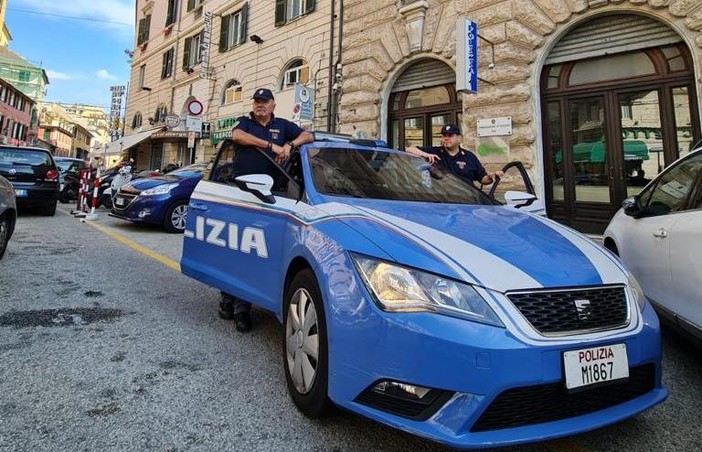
187,99 -> 204,116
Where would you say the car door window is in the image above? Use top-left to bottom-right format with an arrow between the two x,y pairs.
643,153 -> 702,215
210,140 -> 300,199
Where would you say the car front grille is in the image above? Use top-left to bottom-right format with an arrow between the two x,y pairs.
112,193 -> 137,210
506,286 -> 629,335
471,364 -> 655,432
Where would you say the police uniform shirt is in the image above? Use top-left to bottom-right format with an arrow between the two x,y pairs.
230,113 -> 304,177
420,145 -> 487,184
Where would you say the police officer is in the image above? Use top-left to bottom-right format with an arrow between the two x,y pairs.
219,87 -> 313,332
405,124 -> 502,186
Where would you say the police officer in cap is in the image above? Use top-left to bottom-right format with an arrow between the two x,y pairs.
219,87 -> 313,332
405,124 -> 502,186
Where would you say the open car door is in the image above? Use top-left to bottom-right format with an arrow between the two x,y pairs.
487,161 -> 546,216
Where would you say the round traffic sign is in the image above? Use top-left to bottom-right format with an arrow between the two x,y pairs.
187,99 -> 204,116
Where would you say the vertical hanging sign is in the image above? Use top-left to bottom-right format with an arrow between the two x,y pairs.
109,85 -> 126,142
456,18 -> 478,93
200,11 -> 213,79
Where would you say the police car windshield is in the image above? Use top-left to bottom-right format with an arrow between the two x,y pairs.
307,147 -> 496,205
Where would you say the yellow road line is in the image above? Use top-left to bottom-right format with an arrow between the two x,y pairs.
84,220 -> 181,272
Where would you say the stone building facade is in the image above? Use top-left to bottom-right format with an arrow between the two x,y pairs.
340,0 -> 702,232
123,0 -> 339,172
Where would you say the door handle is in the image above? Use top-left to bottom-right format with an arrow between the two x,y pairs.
189,202 -> 208,211
652,228 -> 668,239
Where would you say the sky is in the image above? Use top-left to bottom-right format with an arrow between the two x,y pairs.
4,0 -> 135,112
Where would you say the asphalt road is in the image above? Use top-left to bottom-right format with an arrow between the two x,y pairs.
0,204 -> 700,451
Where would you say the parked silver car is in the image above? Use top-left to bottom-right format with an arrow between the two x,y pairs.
0,175 -> 17,259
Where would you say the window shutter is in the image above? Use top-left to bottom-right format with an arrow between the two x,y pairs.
241,3 -> 249,44
166,0 -> 177,26
219,15 -> 230,52
137,18 -> 145,45
162,52 -> 168,78
275,0 -> 286,26
187,0 -> 195,12
306,0 -> 315,14
183,37 -> 192,69
144,15 -> 152,41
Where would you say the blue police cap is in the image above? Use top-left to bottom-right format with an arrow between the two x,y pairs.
441,124 -> 460,135
252,88 -> 275,101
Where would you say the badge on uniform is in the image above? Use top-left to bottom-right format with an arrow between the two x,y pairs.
270,129 -> 280,140
457,161 -> 466,169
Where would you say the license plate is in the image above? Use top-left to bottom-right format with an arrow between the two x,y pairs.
115,197 -> 125,206
14,189 -> 28,197
563,344 -> 629,390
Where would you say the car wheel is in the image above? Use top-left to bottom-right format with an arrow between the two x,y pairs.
100,193 -> 113,209
283,269 -> 332,418
0,213 -> 12,259
42,202 -> 57,216
163,200 -> 188,233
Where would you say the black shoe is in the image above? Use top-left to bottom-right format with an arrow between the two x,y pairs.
233,312 -> 252,332
218,298 -> 235,320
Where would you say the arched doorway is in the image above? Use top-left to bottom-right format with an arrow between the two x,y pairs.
388,59 -> 461,149
540,14 -> 701,233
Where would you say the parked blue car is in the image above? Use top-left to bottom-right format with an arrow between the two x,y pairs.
110,163 -> 207,232
180,137 -> 666,449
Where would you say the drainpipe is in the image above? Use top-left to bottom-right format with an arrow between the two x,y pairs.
326,0 -> 336,132
331,0 -> 344,133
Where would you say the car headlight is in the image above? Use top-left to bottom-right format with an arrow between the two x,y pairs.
141,183 -> 178,196
627,272 -> 647,311
351,253 -> 504,327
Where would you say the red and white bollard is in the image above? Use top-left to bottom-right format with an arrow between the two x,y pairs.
84,168 -> 101,221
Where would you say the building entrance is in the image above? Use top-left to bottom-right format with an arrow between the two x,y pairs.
541,15 -> 700,233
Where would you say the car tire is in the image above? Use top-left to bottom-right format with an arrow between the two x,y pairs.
163,200 -> 188,233
283,269 -> 332,418
100,193 -> 113,209
0,213 -> 13,259
42,202 -> 57,216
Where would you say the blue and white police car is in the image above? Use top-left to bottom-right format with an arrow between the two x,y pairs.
180,136 -> 666,449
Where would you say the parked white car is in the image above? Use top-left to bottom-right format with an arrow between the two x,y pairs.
604,147 -> 702,343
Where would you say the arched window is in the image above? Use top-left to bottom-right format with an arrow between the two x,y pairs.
280,58 -> 309,89
154,104 -> 168,123
387,59 -> 460,149
132,112 -> 143,129
222,79 -> 243,105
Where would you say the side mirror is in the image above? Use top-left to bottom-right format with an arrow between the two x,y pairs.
622,196 -> 643,217
504,190 -> 537,209
234,174 -> 276,204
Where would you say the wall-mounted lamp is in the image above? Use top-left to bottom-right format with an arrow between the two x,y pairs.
250,34 -> 264,44
141,87 -> 152,92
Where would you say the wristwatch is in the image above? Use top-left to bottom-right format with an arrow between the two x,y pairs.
286,141 -> 295,148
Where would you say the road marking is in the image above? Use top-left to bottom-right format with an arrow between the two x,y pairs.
84,221 -> 181,272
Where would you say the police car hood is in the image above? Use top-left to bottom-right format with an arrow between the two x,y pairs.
319,199 -> 626,292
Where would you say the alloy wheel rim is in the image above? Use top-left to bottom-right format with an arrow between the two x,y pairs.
171,205 -> 187,230
285,288 -> 319,394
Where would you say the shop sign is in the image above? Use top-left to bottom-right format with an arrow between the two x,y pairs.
152,131 -> 201,139
200,11 -> 212,79
210,130 -> 232,145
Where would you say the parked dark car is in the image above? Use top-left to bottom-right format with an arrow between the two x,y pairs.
0,145 -> 59,215
0,175 -> 17,259
110,162 -> 207,232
